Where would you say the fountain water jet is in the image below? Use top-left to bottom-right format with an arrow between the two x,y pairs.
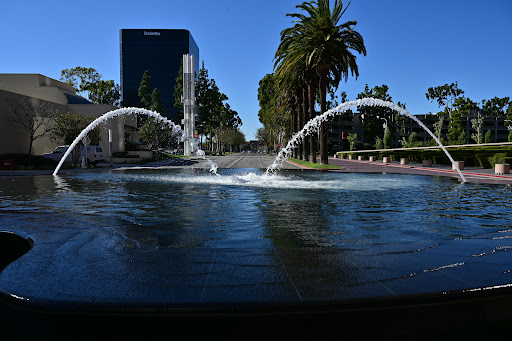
266,98 -> 467,183
52,107 -> 217,176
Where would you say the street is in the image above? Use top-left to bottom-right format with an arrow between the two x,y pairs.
204,152 -> 301,169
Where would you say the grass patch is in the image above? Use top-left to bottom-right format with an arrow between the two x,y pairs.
289,158 -> 341,170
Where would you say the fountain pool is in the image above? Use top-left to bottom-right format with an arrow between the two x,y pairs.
2,168 -> 512,304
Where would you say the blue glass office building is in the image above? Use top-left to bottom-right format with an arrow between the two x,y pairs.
120,29 -> 199,120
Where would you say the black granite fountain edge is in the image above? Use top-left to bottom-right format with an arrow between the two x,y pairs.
1,282 -> 512,339
2,232 -> 511,338
0,231 -> 33,271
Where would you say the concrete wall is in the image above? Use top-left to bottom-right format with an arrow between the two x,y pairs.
0,74 -> 136,156
0,89 -> 68,155
0,74 -> 74,105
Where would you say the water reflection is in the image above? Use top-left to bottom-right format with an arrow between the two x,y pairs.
2,170 -> 512,303
2,170 -> 512,249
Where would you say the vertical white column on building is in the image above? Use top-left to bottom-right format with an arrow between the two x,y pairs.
182,54 -> 196,156
108,128 -> 113,167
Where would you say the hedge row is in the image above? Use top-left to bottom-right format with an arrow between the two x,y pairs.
344,146 -> 512,169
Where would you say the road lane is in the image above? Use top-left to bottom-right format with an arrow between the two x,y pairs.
206,153 -> 301,170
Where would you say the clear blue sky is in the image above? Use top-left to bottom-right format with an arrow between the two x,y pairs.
2,0 -> 511,140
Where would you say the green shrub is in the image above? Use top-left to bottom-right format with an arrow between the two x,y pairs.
488,153 -> 507,168
474,154 -> 491,168
432,155 -> 448,165
485,130 -> 493,143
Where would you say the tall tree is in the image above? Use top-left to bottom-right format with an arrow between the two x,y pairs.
88,80 -> 121,106
50,112 -> 101,167
272,56 -> 308,159
433,114 -> 445,141
139,88 -> 167,150
172,62 -> 184,124
138,70 -> 152,109
195,62 -> 234,151
139,118 -> 180,151
275,0 -> 366,164
471,113 -> 484,144
61,66 -> 121,105
60,67 -> 101,98
481,96 -> 510,117
453,97 -> 479,144
357,84 -> 398,146
257,74 -> 278,130
150,88 -> 165,114
6,98 -> 57,155
426,82 -> 465,145
173,61 -> 242,149
426,82 -> 464,113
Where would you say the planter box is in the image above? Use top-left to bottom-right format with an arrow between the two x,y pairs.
382,157 -> 391,164
495,163 -> 510,174
369,156 -> 377,162
452,161 -> 464,170
400,158 -> 409,165
422,160 -> 432,167
358,155 -> 365,161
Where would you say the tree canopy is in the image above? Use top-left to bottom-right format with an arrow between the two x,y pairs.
172,61 -> 244,152
60,67 -> 120,106
50,112 -> 101,166
6,98 -> 57,155
88,80 -> 121,106
138,70 -> 153,110
272,0 -> 366,163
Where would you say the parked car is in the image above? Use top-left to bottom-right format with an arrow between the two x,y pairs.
44,145 -> 105,165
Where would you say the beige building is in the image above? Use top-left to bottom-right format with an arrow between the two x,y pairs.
0,74 -> 136,156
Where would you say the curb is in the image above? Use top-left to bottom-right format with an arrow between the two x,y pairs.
329,158 -> 512,182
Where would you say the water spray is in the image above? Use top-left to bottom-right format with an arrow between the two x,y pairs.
266,98 -> 467,183
52,108 -> 217,176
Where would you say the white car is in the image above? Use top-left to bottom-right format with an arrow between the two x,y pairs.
44,145 -> 105,165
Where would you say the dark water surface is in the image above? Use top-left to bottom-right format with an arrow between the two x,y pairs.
1,169 -> 512,304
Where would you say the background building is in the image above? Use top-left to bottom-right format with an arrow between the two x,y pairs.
0,74 -> 130,156
327,111 -> 511,153
119,29 -> 199,121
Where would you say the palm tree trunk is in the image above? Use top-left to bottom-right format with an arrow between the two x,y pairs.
290,100 -> 299,159
302,86 -> 309,161
295,91 -> 303,160
290,102 -> 295,139
307,79 -> 317,163
318,73 -> 328,164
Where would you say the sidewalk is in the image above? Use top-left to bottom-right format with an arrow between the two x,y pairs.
328,157 -> 512,184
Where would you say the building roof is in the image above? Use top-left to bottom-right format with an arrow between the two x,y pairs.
64,92 -> 92,104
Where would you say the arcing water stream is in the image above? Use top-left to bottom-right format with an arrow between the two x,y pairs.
266,98 -> 467,183
52,108 -> 218,176
53,99 -> 466,183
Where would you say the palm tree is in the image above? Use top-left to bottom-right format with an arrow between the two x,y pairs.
275,35 -> 314,162
276,0 -> 366,164
274,56 -> 309,160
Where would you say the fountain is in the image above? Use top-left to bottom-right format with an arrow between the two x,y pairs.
52,107 -> 217,176
3,101 -> 512,339
266,98 -> 467,183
